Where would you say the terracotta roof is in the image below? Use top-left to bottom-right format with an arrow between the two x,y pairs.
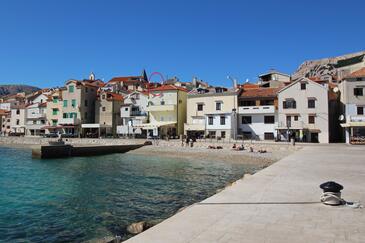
105,92 -> 124,101
240,83 -> 260,89
149,85 -> 188,92
240,87 -> 279,98
347,67 -> 365,78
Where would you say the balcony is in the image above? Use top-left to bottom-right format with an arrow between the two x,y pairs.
146,104 -> 176,112
59,117 -> 80,125
27,113 -> 46,119
276,121 -> 305,130
238,105 -> 275,114
349,115 -> 365,123
184,123 -> 205,131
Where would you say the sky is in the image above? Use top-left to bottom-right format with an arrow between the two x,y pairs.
0,0 -> 364,88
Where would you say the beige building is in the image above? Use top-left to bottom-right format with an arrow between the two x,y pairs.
92,91 -> 123,137
60,78 -> 102,136
184,87 -> 238,140
45,88 -> 64,134
138,85 -> 187,138
277,77 -> 337,143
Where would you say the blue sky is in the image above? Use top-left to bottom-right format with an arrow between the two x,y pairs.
0,0 -> 364,88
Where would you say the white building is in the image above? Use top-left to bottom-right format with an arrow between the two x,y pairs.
237,87 -> 279,140
339,67 -> 365,144
276,77 -> 334,143
117,91 -> 148,137
25,93 -> 48,136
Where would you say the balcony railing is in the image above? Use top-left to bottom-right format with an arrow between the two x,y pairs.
276,121 -> 305,129
59,117 -> 79,125
349,115 -> 365,123
238,105 -> 275,114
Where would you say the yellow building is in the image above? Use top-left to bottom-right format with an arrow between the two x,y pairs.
138,85 -> 187,138
184,87 -> 239,140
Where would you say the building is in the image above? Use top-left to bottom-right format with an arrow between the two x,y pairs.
45,88 -> 64,135
105,70 -> 148,93
339,67 -> 365,144
25,92 -> 48,136
237,87 -> 279,140
138,85 -> 187,138
60,77 -> 102,136
276,77 -> 336,143
0,109 -> 11,136
258,70 -> 291,88
91,91 -> 123,137
10,103 -> 26,135
117,91 -> 148,137
184,87 -> 238,140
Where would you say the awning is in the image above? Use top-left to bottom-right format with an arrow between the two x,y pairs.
42,126 -> 63,129
81,124 -> 112,129
133,121 -> 177,129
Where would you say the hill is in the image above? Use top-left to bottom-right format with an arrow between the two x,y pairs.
0,84 -> 40,97
292,50 -> 365,80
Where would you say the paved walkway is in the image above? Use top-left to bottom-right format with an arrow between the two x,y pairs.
126,145 -> 365,243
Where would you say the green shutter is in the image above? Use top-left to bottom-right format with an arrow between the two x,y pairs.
63,100 -> 68,107
69,85 -> 74,93
72,99 -> 77,107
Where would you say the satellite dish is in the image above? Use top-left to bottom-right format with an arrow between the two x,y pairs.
333,87 -> 339,93
338,115 -> 345,122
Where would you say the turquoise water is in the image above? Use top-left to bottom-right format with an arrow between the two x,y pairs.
0,146 -> 256,242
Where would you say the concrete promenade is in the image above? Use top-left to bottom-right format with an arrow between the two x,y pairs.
126,145 -> 365,243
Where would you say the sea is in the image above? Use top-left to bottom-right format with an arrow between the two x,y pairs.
0,146 -> 256,242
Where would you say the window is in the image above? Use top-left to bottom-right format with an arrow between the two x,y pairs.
16,119 -> 20,125
301,82 -> 307,90
242,116 -> 252,124
69,85 -> 74,93
286,116 -> 291,127
63,100 -> 68,108
52,109 -> 58,115
53,97 -> 59,103
102,94 -> 106,99
264,116 -> 275,124
52,120 -> 57,126
308,99 -> 316,108
16,109 -> 20,115
85,112 -> 88,119
261,100 -> 274,106
264,133 -> 275,140
208,116 -> 214,125
216,102 -> 222,111
354,88 -> 363,96
63,113 -> 68,118
208,131 -> 216,138
283,100 -> 296,109
294,115 -> 299,121
357,106 -> 364,115
197,104 -> 203,111
221,131 -> 226,138
102,107 -> 106,112
84,100 -> 88,107
240,100 -> 255,106
71,99 -> 77,108
220,116 -> 226,125
308,115 -> 315,124
85,87 -> 88,93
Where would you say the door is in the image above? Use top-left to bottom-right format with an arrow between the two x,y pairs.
311,133 -> 319,143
